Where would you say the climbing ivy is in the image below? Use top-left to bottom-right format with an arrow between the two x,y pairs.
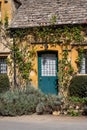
4,14 -> 8,28
8,30 -> 36,87
1,15 -> 87,94
11,44 -> 35,80
32,25 -> 84,45
10,25 -> 85,93
58,48 -> 74,98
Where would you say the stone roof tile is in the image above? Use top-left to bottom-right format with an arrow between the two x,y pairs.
10,0 -> 87,28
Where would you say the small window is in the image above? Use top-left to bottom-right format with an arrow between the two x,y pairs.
4,0 -> 8,4
80,52 -> 87,74
0,57 -> 7,74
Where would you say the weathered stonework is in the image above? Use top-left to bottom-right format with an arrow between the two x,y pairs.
10,0 -> 87,28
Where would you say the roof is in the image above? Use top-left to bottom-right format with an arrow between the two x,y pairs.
10,0 -> 87,28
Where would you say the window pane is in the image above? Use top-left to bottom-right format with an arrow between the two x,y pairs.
80,57 -> 86,74
0,57 -> 7,74
41,54 -> 56,76
79,52 -> 87,74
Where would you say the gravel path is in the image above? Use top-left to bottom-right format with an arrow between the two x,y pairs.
0,114 -> 87,122
0,115 -> 87,130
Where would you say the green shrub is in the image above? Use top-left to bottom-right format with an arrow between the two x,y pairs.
0,85 -> 62,116
69,76 -> 87,98
69,96 -> 87,103
68,96 -> 87,116
0,74 -> 10,93
83,105 -> 87,115
68,109 -> 80,116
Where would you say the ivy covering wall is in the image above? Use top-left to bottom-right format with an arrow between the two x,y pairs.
1,18 -> 87,97
10,25 -> 87,97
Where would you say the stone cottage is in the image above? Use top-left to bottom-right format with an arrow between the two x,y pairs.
0,0 -> 87,95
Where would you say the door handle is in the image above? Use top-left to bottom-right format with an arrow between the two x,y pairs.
39,77 -> 42,81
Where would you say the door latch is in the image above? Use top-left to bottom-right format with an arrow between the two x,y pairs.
39,77 -> 42,81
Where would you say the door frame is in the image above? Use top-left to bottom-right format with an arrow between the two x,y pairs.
38,50 -> 58,94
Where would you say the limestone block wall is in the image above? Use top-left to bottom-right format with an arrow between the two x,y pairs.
0,0 -> 12,23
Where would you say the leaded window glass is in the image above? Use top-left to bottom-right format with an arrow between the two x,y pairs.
41,54 -> 56,76
80,52 -> 87,74
0,57 -> 7,74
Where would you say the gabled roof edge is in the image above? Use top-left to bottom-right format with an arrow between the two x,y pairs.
14,0 -> 22,4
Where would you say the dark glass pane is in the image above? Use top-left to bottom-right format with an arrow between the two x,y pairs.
0,57 -> 7,74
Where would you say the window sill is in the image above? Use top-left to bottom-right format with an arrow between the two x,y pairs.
77,73 -> 87,76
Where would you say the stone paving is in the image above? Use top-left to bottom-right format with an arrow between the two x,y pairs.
0,115 -> 87,130
0,114 -> 87,122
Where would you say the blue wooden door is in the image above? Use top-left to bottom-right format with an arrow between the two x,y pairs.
38,51 -> 58,95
